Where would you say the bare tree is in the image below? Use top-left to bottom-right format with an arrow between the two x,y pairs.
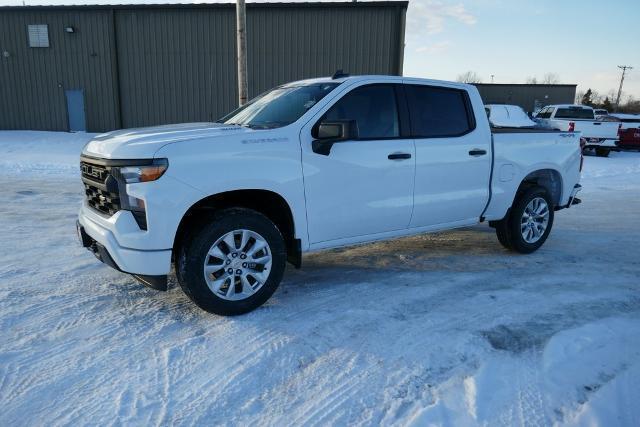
456,71 -> 482,84
541,73 -> 560,84
526,74 -> 560,84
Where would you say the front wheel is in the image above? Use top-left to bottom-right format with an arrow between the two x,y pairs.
494,186 -> 554,254
177,208 -> 286,315
595,147 -> 610,157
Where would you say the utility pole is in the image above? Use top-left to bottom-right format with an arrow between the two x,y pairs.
615,65 -> 633,111
236,0 -> 248,106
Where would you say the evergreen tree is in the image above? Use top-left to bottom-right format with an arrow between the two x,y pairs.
581,89 -> 594,106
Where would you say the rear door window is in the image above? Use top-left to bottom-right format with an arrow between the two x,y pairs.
404,85 -> 474,137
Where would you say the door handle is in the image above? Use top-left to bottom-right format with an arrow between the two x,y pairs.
388,152 -> 412,160
468,149 -> 487,157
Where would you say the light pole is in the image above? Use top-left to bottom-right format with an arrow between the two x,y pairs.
236,0 -> 248,106
615,65 -> 633,111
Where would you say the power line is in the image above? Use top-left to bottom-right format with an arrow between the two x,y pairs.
615,65 -> 633,111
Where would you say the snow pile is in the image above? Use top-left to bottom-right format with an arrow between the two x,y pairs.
1,132 -> 639,425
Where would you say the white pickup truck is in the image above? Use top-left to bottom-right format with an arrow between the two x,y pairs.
534,104 -> 620,157
77,75 -> 582,315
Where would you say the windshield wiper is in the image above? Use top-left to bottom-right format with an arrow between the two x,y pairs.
222,122 -> 253,128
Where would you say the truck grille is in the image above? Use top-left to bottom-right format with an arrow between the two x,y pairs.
84,184 -> 121,216
80,159 -> 121,217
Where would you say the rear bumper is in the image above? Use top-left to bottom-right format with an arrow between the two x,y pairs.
584,138 -> 618,148
556,184 -> 582,210
77,211 -> 172,276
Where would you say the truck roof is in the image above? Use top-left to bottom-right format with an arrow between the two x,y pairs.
286,75 -> 472,90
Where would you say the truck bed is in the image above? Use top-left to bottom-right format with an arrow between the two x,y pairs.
491,126 -> 566,134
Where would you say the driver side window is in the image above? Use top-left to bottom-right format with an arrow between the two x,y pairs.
323,85 -> 400,139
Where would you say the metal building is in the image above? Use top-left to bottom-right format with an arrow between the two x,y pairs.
473,83 -> 577,114
0,2 -> 407,132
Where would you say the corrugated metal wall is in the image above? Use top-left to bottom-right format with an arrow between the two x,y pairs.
115,8 -> 238,128
0,9 -> 120,131
473,84 -> 577,113
247,5 -> 404,96
0,3 -> 407,132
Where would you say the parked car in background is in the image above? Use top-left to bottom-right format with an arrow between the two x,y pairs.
485,104 -> 537,128
77,75 -> 583,315
596,115 -> 621,122
609,113 -> 640,130
594,108 -> 609,119
618,127 -> 640,149
534,104 -> 620,157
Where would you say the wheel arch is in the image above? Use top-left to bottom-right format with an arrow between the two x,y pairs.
173,189 -> 301,268
517,168 -> 563,206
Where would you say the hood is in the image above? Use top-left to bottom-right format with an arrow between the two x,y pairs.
82,122 -> 251,159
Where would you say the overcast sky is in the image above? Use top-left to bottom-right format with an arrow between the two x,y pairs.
2,0 -> 639,100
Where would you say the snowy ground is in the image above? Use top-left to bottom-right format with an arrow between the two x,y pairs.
1,131 -> 639,426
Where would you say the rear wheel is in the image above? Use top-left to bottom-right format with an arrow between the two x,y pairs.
177,208 -> 286,315
595,147 -> 610,157
494,186 -> 554,254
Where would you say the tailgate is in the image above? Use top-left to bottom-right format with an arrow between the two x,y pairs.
574,121 -> 619,139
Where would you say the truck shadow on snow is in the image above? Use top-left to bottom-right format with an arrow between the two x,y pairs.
286,225 -> 556,282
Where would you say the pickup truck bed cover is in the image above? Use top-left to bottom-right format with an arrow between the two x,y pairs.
491,127 -> 568,134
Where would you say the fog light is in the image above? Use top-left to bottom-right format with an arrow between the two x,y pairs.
128,195 -> 145,209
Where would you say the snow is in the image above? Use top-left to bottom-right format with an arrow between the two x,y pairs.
1,130 -> 639,425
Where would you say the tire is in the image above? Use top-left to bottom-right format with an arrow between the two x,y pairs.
595,147 -> 610,157
177,208 -> 286,315
494,186 -> 554,254
495,223 -> 513,251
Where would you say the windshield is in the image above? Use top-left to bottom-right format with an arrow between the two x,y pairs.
219,83 -> 340,129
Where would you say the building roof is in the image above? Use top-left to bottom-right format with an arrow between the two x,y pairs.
0,1 -> 408,11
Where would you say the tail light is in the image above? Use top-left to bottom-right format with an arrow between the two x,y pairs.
568,122 -> 575,132
579,138 -> 585,172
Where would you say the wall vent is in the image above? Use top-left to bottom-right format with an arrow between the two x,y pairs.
27,25 -> 49,48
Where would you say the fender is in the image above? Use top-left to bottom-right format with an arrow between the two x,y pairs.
154,133 -> 310,250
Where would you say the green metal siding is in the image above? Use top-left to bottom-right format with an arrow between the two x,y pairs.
0,2 -> 407,132
0,10 -> 120,131
473,84 -> 577,113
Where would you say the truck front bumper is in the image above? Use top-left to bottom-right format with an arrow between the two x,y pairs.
77,213 -> 171,290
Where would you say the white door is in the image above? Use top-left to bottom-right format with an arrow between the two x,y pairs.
301,84 -> 415,244
403,84 -> 492,227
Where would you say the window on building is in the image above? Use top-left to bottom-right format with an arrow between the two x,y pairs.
27,25 -> 49,48
405,85 -> 474,137
323,85 -> 400,139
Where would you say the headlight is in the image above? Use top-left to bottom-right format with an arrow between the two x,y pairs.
119,159 -> 168,183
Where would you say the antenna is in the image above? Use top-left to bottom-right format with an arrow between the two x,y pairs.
332,69 -> 350,79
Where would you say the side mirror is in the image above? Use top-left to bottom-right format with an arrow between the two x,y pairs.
312,120 -> 358,156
